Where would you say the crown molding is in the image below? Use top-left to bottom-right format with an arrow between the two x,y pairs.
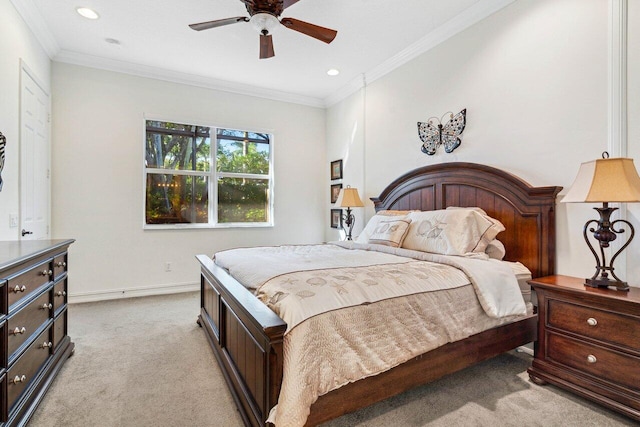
54,50 -> 325,108
13,0 -> 514,109
324,0 -> 517,107
10,0 -> 60,58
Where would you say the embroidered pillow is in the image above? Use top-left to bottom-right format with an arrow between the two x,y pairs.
356,213 -> 410,244
368,217 -> 412,247
402,209 -> 505,255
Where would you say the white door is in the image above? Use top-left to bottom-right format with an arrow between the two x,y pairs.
20,66 -> 50,240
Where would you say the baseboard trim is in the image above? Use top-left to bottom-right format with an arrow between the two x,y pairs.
68,281 -> 199,304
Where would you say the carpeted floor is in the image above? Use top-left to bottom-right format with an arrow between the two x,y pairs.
28,292 -> 636,427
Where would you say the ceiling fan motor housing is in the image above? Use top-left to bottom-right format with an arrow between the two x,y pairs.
245,0 -> 284,17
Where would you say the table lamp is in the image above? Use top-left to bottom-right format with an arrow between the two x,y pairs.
335,186 -> 364,240
562,152 -> 640,291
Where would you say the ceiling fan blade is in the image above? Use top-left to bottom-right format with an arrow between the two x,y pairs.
260,33 -> 275,59
283,0 -> 301,9
280,18 -> 337,44
189,16 -> 249,31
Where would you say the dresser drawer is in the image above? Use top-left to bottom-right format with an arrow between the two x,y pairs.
7,291 -> 51,361
52,310 -> 67,351
52,253 -> 68,281
547,299 -> 640,351
7,326 -> 52,411
7,260 -> 51,310
547,333 -> 640,391
52,279 -> 67,314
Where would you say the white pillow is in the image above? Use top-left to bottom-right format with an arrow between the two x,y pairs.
356,213 -> 410,244
485,239 -> 506,260
368,217 -> 412,248
402,209 -> 505,255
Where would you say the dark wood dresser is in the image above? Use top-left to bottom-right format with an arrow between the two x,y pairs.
528,275 -> 640,421
0,239 -> 75,426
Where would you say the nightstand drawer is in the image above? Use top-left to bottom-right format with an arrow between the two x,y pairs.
548,299 -> 640,351
547,333 -> 640,391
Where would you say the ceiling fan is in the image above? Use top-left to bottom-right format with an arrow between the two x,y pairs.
189,0 -> 337,59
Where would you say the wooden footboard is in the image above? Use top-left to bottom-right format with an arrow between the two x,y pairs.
197,255 -> 286,427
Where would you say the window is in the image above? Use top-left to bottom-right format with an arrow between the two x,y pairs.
144,120 -> 273,228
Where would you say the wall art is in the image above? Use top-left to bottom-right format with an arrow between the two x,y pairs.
331,183 -> 342,204
418,109 -> 466,155
0,131 -> 5,191
330,159 -> 343,180
330,209 -> 343,229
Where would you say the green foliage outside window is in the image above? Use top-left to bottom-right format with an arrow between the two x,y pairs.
144,120 -> 272,226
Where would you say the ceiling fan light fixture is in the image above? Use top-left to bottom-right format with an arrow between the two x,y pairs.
250,13 -> 279,34
76,7 -> 100,20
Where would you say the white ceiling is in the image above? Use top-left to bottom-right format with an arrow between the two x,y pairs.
16,0 -> 514,107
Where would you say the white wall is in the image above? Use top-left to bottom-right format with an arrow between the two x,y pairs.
326,0 -> 625,283
0,1 -> 51,240
627,0 -> 640,281
325,87 -> 366,241
51,63 -> 326,301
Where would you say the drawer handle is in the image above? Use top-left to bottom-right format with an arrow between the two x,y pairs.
10,375 -> 27,384
587,354 -> 597,364
12,285 -> 27,293
11,327 -> 26,335
41,341 -> 52,349
587,317 -> 598,326
41,269 -> 52,277
41,303 -> 53,310
56,261 -> 66,268
56,290 -> 67,297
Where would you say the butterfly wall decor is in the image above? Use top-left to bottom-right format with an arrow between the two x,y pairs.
418,109 -> 466,155
0,131 -> 5,191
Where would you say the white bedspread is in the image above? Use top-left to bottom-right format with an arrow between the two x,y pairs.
215,242 -> 527,319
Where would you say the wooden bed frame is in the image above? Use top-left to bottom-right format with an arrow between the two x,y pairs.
196,162 -> 562,426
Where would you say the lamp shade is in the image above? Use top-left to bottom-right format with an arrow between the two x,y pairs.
562,157 -> 640,203
335,186 -> 364,208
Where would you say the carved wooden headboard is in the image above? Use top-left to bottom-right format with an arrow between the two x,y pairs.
371,162 -> 562,278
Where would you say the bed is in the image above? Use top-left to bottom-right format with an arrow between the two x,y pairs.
196,162 -> 562,426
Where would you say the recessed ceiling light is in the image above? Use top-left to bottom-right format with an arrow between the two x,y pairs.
76,7 -> 100,20
327,68 -> 340,76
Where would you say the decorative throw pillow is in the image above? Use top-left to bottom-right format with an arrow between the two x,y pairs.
402,209 -> 505,255
485,239 -> 506,260
368,217 -> 412,247
356,214 -> 411,244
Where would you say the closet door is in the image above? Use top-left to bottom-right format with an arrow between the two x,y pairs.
20,65 -> 50,240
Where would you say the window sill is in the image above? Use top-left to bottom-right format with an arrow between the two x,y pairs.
143,222 -> 274,230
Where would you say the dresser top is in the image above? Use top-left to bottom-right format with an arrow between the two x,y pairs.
529,275 -> 640,305
0,239 -> 75,272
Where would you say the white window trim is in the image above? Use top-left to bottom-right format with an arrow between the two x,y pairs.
142,116 -> 275,230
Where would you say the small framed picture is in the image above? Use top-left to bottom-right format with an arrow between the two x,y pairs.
330,209 -> 343,229
330,183 -> 342,204
330,159 -> 343,180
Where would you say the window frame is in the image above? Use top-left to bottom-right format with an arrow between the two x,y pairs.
143,116 -> 275,230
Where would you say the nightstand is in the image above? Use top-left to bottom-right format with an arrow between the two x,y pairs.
527,275 -> 640,421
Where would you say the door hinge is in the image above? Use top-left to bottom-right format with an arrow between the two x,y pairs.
48,113 -> 51,123
47,169 -> 50,179
46,225 -> 49,235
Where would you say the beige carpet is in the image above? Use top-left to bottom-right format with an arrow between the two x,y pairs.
28,292 -> 636,427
